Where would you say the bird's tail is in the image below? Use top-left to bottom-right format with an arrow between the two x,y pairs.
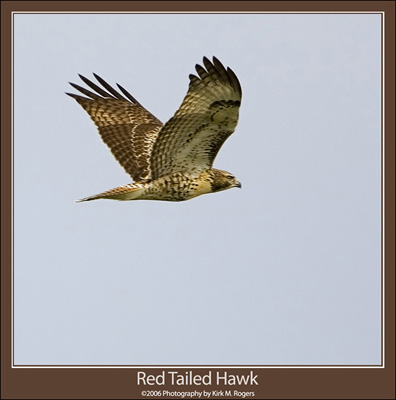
76,183 -> 145,202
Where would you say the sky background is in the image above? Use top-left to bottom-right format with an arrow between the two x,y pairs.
13,13 -> 382,365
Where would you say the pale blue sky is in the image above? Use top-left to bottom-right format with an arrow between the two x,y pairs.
13,13 -> 382,365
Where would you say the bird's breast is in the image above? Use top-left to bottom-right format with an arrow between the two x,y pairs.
141,171 -> 213,201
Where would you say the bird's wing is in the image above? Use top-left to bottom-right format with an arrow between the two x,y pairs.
66,74 -> 163,181
150,57 -> 242,179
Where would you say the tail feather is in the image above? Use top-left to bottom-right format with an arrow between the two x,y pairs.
76,183 -> 145,202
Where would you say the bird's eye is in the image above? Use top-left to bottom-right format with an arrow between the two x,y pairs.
227,175 -> 234,180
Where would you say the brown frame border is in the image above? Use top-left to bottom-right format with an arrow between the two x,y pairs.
1,1 -> 395,399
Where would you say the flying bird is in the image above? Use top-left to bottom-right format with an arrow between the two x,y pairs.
67,56 -> 242,202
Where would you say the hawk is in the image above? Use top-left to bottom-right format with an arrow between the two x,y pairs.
67,56 -> 242,202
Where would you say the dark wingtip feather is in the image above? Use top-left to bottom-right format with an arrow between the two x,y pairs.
227,66 -> 242,96
92,73 -> 126,100
188,73 -> 201,88
202,56 -> 211,66
212,56 -> 227,75
78,74 -> 113,98
211,56 -> 232,85
198,56 -> 241,95
116,83 -> 140,104
195,63 -> 209,80
202,56 -> 222,81
68,82 -> 102,100
92,72 -> 103,81
65,92 -> 78,98
212,55 -> 222,66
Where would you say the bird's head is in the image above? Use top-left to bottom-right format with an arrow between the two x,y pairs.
211,169 -> 242,193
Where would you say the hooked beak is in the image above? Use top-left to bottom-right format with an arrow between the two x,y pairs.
235,181 -> 242,189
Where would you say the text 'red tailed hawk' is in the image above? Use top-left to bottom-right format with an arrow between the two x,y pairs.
67,57 -> 242,202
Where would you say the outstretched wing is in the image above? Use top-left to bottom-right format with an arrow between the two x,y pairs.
66,74 -> 162,181
150,57 -> 242,179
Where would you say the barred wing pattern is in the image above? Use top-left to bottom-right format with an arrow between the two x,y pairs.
66,74 -> 163,181
150,56 -> 242,179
